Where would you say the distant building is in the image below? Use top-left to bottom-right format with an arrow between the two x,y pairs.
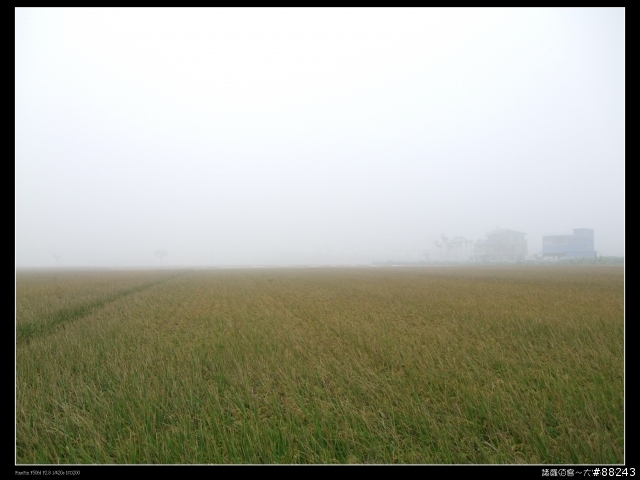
473,229 -> 527,262
542,228 -> 596,260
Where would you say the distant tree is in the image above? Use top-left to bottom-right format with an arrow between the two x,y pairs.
464,237 -> 473,261
447,238 -> 455,261
434,235 -> 453,261
154,250 -> 168,267
450,236 -> 472,262
434,239 -> 443,261
440,234 -> 450,261
449,236 -> 462,261
52,253 -> 62,267
433,236 -> 473,262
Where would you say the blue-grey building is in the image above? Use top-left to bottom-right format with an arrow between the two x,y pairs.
542,228 -> 596,260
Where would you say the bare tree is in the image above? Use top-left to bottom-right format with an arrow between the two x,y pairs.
154,250 -> 168,267
52,253 -> 62,267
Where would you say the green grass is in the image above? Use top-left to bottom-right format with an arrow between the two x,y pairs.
15,266 -> 624,464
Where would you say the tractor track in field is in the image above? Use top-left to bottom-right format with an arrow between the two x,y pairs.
16,270 -> 194,345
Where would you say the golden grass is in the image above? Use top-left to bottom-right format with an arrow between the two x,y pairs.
16,266 -> 624,464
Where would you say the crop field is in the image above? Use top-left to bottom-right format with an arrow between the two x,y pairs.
16,266 -> 624,464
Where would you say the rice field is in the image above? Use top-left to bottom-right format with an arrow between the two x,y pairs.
15,266 -> 624,464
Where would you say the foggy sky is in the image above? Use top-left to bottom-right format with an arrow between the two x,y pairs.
16,8 -> 625,267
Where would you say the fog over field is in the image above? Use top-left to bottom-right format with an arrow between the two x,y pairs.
15,8 -> 624,267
